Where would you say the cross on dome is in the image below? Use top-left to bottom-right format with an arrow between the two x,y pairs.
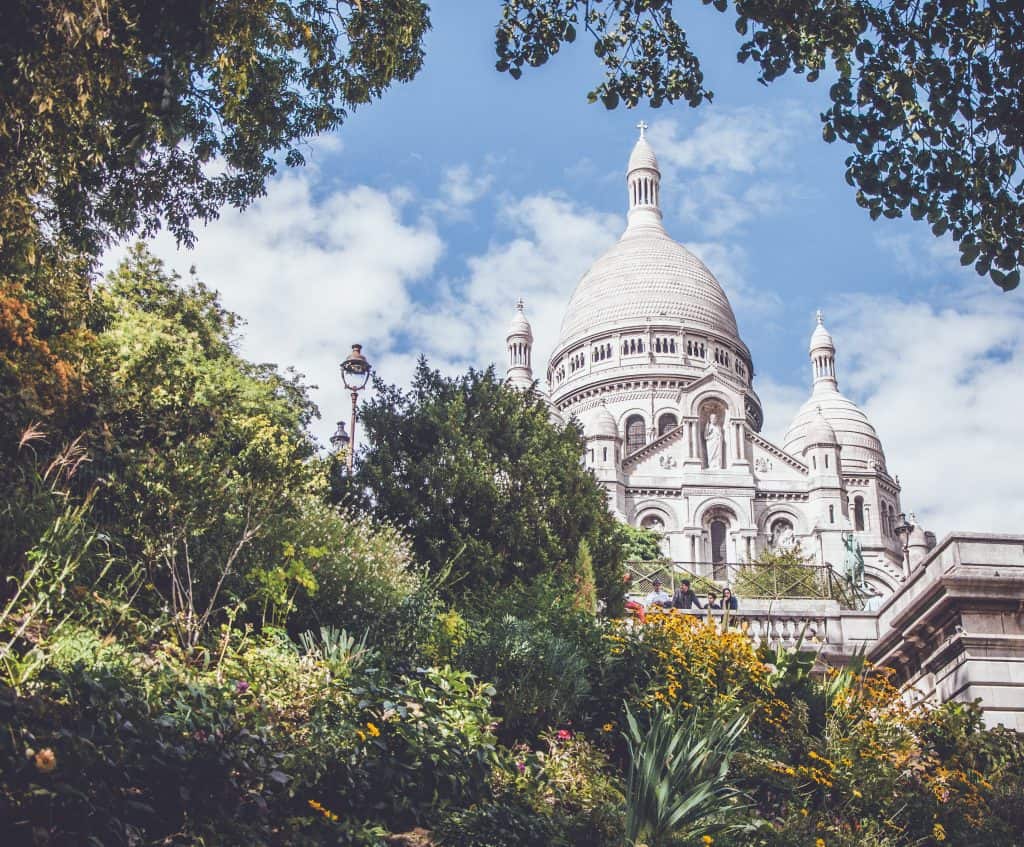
816,309 -> 824,325
636,120 -> 649,139
516,297 -> 525,311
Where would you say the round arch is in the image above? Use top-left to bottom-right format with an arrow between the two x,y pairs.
681,388 -> 744,420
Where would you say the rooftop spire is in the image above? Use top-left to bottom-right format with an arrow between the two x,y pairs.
809,310 -> 838,395
625,123 -> 663,235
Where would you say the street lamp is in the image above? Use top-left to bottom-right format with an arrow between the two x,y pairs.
340,344 -> 372,473
893,511 -> 914,573
329,420 -> 350,453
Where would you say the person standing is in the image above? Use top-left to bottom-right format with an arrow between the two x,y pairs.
672,579 -> 703,610
644,578 -> 672,609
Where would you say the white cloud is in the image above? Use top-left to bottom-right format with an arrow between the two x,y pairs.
648,106 -> 808,175
875,229 -> 964,279
106,169 -> 444,447
826,291 -> 1024,536
408,194 -> 623,377
431,163 -> 494,219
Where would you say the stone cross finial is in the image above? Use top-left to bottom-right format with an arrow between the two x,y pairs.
816,309 -> 824,325
516,298 -> 524,311
636,120 -> 649,139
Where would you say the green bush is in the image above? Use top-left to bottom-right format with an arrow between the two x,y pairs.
435,800 -> 562,847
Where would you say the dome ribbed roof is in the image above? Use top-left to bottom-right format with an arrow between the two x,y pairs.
507,300 -> 532,340
555,229 -> 740,351
588,403 -> 620,439
783,390 -> 885,471
804,407 -> 838,447
628,136 -> 659,172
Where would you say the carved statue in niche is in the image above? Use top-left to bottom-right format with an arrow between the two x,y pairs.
704,412 -> 724,469
770,518 -> 795,550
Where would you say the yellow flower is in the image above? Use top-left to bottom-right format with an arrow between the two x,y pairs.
366,721 -> 381,737
800,808 -> 808,817
933,823 -> 946,842
356,729 -> 366,742
602,722 -> 614,732
34,748 -> 57,773
816,840 -> 826,847
702,836 -> 714,845
852,788 -> 862,798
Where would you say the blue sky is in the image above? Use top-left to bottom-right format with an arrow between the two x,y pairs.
106,1 -> 1024,537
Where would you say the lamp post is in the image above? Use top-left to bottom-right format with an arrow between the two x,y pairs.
893,511 -> 914,574
340,344 -> 372,473
330,420 -> 350,454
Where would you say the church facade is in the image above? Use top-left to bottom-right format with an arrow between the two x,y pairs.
505,128 -> 924,605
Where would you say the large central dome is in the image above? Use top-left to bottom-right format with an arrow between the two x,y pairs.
556,229 -> 740,349
552,132 -> 742,358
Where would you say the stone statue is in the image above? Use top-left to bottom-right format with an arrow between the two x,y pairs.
771,520 -> 795,550
842,532 -> 866,588
704,413 -> 723,469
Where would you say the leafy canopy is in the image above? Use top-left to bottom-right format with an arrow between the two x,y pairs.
350,359 -> 625,606
495,0 -> 1024,290
0,0 -> 430,268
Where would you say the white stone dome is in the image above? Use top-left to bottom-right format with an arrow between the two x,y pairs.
628,136 -> 659,172
555,229 -> 741,351
507,300 -> 532,341
784,390 -> 885,471
809,313 -> 834,352
588,403 -> 620,440
804,407 -> 839,447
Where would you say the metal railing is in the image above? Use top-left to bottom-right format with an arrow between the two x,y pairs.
625,560 -> 859,606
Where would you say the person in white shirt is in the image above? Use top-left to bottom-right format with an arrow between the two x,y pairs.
643,577 -> 672,609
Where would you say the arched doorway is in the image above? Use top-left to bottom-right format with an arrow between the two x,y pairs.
710,519 -> 728,580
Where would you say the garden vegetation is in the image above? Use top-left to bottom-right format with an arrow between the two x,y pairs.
2,247 -> 1023,846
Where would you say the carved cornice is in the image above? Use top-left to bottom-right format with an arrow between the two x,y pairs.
754,491 -> 810,501
746,431 -> 809,474
556,377 -> 690,411
623,423 -> 686,467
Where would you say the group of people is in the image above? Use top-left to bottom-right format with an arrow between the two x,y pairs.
642,578 -> 738,611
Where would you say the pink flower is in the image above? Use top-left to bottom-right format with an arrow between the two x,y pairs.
516,760 -> 526,774
556,729 -> 571,740
236,680 -> 249,694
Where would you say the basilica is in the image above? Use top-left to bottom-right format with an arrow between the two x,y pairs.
505,127 -> 928,605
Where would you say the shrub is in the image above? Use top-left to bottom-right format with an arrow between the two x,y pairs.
286,500 -> 424,642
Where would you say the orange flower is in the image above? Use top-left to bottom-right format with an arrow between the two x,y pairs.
34,748 -> 56,773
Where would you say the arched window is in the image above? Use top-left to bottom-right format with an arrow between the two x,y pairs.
657,412 -> 678,437
602,447 -> 608,462
854,496 -> 865,531
625,415 -> 646,452
824,454 -> 829,468
637,339 -> 644,353
641,514 -> 665,532
829,504 -> 835,524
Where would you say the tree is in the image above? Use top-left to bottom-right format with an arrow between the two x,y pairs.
83,245 -> 323,646
349,359 -> 625,608
0,0 -> 430,270
495,0 -> 1024,290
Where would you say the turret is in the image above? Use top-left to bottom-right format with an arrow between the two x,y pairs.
506,299 -> 534,390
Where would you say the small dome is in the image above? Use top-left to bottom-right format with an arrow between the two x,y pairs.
908,517 -> 928,549
804,407 -> 838,447
589,403 -> 620,440
809,310 -> 834,352
784,391 -> 884,470
628,136 -> 659,173
507,299 -> 533,341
